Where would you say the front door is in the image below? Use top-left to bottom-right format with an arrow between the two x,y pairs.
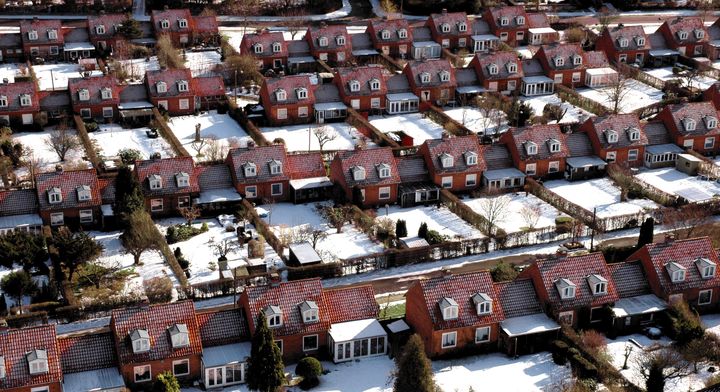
336,342 -> 352,362
316,110 -> 325,123
531,34 -> 541,45
421,91 -> 430,101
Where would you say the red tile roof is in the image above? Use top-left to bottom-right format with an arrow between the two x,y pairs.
0,81 -> 39,112
68,75 -> 121,106
527,13 -> 552,29
603,25 -> 650,51
322,285 -> 379,324
583,51 -> 610,69
287,152 -> 326,179
427,11 -> 470,36
368,18 -> 413,44
334,65 -> 388,97
536,43 -> 586,71
87,14 -> 127,38
661,101 -> 720,137
0,189 -> 38,216
495,278 -> 542,318
485,6 -> 528,29
405,59 -> 456,88
110,301 -> 202,365
473,51 -> 524,81
333,147 -> 401,187
506,124 -> 569,161
306,24 -> 350,52
193,15 -> 218,34
227,144 -> 290,184
584,113 -> 648,149
151,9 -> 193,33
134,156 -> 199,197
608,261 -> 651,298
240,31 -> 288,58
145,68 -> 194,98
662,16 -> 708,45
57,332 -> 117,374
262,75 -> 316,105
196,309 -> 247,347
193,75 -> 225,97
0,325 -> 62,389
20,19 -> 63,45
35,169 -> 101,211
195,163 -> 233,191
635,237 -> 720,293
422,135 -> 486,174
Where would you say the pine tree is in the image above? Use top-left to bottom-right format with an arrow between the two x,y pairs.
247,313 -> 285,392
393,334 -> 435,392
637,217 -> 655,248
646,361 -> 665,392
113,166 -> 145,224
395,219 -> 408,238
120,211 -> 160,265
0,294 -> 8,316
418,222 -> 428,240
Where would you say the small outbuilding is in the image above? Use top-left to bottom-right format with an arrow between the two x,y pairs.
288,242 -> 322,266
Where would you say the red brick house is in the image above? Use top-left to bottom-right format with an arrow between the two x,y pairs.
240,30 -> 288,70
656,101 -> 720,155
703,82 -> 720,109
68,75 -> 122,120
57,332 -> 125,392
469,51 -> 523,94
329,147 -> 401,206
305,24 -> 351,64
20,19 -> 63,60
333,65 -> 387,112
193,75 -> 226,112
367,16 -> 412,57
500,124 -> 569,178
426,10 -> 471,50
193,16 -> 219,46
405,271 -> 504,358
628,236 -> 720,310
87,13 -> 128,52
226,144 -> 292,202
0,325 -> 62,392
150,8 -> 194,46
658,16 -> 709,57
403,59 -> 456,106
418,135 -> 486,192
35,168 -> 101,228
240,278 -> 383,363
534,43 -> 587,87
579,114 -> 648,167
608,261 -> 667,335
482,6 -> 530,47
145,68 -> 195,115
110,301 -> 203,388
259,75 -> 316,126
595,25 -> 650,65
526,13 -> 559,46
520,253 -> 620,328
134,156 -> 199,216
0,81 -> 40,127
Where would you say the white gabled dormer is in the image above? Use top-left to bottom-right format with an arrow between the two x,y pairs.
553,56 -> 565,67
420,72 -> 431,84
263,305 -> 283,327
168,323 -> 190,349
296,87 -> 308,100
439,152 -> 454,169
130,329 -> 151,353
381,29 -> 391,40
369,78 -> 381,91
336,35 -> 346,46
696,257 -> 716,279
524,141 -> 538,155
268,159 -> 283,175
148,174 -> 163,190
440,23 -> 451,33
0,95 -> 7,108
626,127 -> 640,142
48,187 -> 62,204
704,115 -> 717,129
376,163 -> 391,178
666,261 -> 686,283
677,30 -> 688,40
555,278 -> 576,299
499,17 -> 509,26
0,356 -> 5,379
634,36 -> 645,46
351,165 -> 366,181
465,151 -> 478,166
95,25 -> 106,35
177,80 -> 189,93
175,172 -> 190,187
178,18 -> 188,29
694,29 -> 705,39
547,138 -> 561,153
471,292 -> 492,315
253,43 -> 263,54
160,19 -> 170,29
101,87 -> 112,100
516,16 -> 525,25
572,54 -> 582,66
458,22 -> 467,32
272,42 -> 282,53
605,129 -> 618,143
438,297 -> 458,320
47,29 -> 57,40
19,94 -> 32,107
299,300 -> 319,323
349,79 -> 361,92
26,349 -> 48,375
244,162 -> 257,177
318,36 -> 329,47
76,185 -> 92,202
156,81 -> 168,94
487,63 -> 499,76
398,28 -> 408,39
439,70 -> 450,82
78,88 -> 90,101
507,62 -> 517,74
28,30 -> 38,41
275,89 -> 287,102
587,274 -> 608,296
683,117 -> 696,132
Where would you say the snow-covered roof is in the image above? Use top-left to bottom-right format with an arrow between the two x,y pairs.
63,42 -> 95,51
675,187 -> 713,203
329,318 -> 387,343
62,367 -> 124,392
522,75 -> 554,83
586,67 -> 617,76
528,27 -> 556,34
500,313 -> 560,338
413,41 -> 440,48
352,49 -> 380,56
196,188 -> 242,204
202,343 -> 251,368
101,204 -> 113,217
288,56 -> 316,64
402,236 -> 430,248
118,101 -> 154,110
566,156 -> 607,168
612,294 -> 667,318
649,49 -> 680,56
482,167 -> 525,180
456,85 -> 485,94
472,34 -> 499,41
387,319 -> 410,333
386,92 -> 419,101
289,176 -> 333,190
0,213 -> 42,229
314,102 -> 348,111
645,143 -> 683,155
678,153 -> 702,162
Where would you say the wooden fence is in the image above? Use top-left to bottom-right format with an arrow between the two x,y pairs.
346,108 -> 400,148
73,115 -> 104,172
152,108 -> 191,157
555,85 -> 609,117
425,105 -> 473,136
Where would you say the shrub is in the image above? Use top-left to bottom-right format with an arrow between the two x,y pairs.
84,121 -> 98,132
248,237 -> 265,259
395,219 -> 408,238
166,224 -> 206,244
424,229 -> 446,245
665,301 -> 704,346
580,330 -> 607,354
551,340 -> 569,365
118,148 -> 142,164
418,222 -> 428,239
144,276 -> 173,304
491,260 -> 518,282
296,357 -> 323,389
571,354 -> 598,380
556,216 -> 573,234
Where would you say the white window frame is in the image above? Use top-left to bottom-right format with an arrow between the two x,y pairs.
441,176 -> 453,189
150,199 -> 163,212
705,137 -> 715,149
134,365 -> 152,383
303,335 -> 319,351
277,108 -> 288,120
296,88 -> 308,99
378,186 -> 391,200
179,99 -> 190,110
672,269 -> 686,283
173,359 -> 190,376
101,87 -> 112,100
20,94 -> 32,107
628,149 -> 639,161
298,106 -> 308,118
548,161 -> 560,173
0,96 -> 6,108
271,183 -> 282,196
274,339 -> 283,353
699,289 -> 713,305
178,19 -> 188,29
156,82 -> 167,94
79,209 -> 93,223
50,212 -> 64,226
268,314 -> 282,327
80,108 -> 92,118
30,388 -> 49,392
441,331 -> 457,349
475,326 -> 490,343
245,186 -> 257,198
606,151 -> 617,162
465,174 -> 477,187
28,30 -> 38,40
160,20 -> 170,29
525,163 -> 537,175
371,97 -> 381,109
558,310 -> 574,325
102,107 -> 113,118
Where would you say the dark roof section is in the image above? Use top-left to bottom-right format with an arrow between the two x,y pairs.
608,261 -> 651,298
57,332 -> 117,374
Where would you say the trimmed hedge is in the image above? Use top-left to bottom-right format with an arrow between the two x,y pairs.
6,311 -> 48,328
551,340 -> 569,365
151,108 -> 191,157
287,262 -> 341,280
73,115 -> 103,171
226,101 -> 270,147
346,108 -> 400,148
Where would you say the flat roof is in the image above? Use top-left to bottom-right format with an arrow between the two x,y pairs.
566,155 -> 607,168
0,213 -> 42,229
528,27 -> 556,34
202,343 -> 251,368
678,153 -> 702,162
456,85 -> 486,94
612,294 -> 667,318
289,176 -> 333,190
649,49 -> 680,57
483,167 -> 525,181
645,143 -> 684,154
289,242 -> 322,264
522,75 -> 554,83
472,34 -> 499,41
63,42 -> 95,51
586,67 -> 618,76
63,367 -> 125,391
118,101 -> 154,110
500,313 -> 561,338
329,318 -> 387,342
197,188 -> 242,204
676,187 -> 714,203
387,319 -> 410,333
314,102 -> 348,111
412,41 -> 440,48
353,49 -> 379,56
288,56 -> 316,64
386,92 -> 419,101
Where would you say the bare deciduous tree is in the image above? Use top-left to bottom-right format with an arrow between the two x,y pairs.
295,226 -> 328,249
190,138 -> 208,157
602,75 -> 632,114
662,204 -> 713,240
313,125 -> 337,155
44,125 -> 80,162
204,137 -> 229,161
636,347 -> 689,392
208,237 -> 240,261
319,205 -> 353,234
278,9 -> 307,40
520,204 -> 542,230
178,206 -> 201,226
477,192 -> 510,235
597,10 -> 619,32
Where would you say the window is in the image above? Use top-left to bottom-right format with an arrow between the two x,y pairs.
268,314 -> 282,327
178,19 -> 188,28
103,107 -> 113,118
606,130 -> 618,143
96,25 -> 106,35
160,19 -> 170,29
572,72 -> 581,83
271,42 -> 282,53
352,166 -> 366,181
254,44 -> 263,54
271,183 -> 282,196
379,186 -> 391,200
628,149 -> 639,161
31,387 -> 49,392
573,55 -> 582,65
500,32 -> 508,41
318,36 -> 328,47
149,175 -> 162,190
699,289 -> 713,305
150,199 -> 163,212
549,161 -> 560,173
134,365 -> 151,383
420,72 -> 431,84
156,81 -> 167,93
0,356 -> 4,379
475,327 -> 490,343
173,359 -> 190,376
465,152 -> 477,165
78,88 -> 90,101
275,89 -> 287,101
440,23 -> 451,33
678,30 -> 688,40
465,174 -> 477,187
507,62 -> 517,74
303,335 -> 319,351
635,36 -> 645,46
548,139 -> 561,153
178,196 -> 190,208
525,141 -> 537,155
594,282 -> 607,295
684,138 -> 694,148
703,265 -> 716,279
177,80 -> 189,92
296,88 -> 308,99
381,29 -> 391,40
20,94 -> 31,107
441,331 -> 457,348
349,80 -> 360,92
398,29 -> 408,39
525,163 -> 536,175
47,29 -> 57,40
269,160 -> 283,175
336,35 -> 346,45
371,98 -> 380,108
441,176 -> 453,188
500,17 -> 509,26
695,29 -> 705,39
245,186 -> 257,198
48,187 -> 62,204
627,128 -> 640,141
175,172 -> 190,187
377,164 -> 391,178
50,212 -> 64,226
707,116 -> 718,129
0,96 -> 6,107
369,79 -> 380,91
243,162 -> 257,177
277,108 -> 288,120
606,151 -> 617,162
30,47 -> 39,56
619,53 -> 628,63
101,87 -> 112,100
554,57 -> 565,67
487,63 -> 498,75
672,269 -> 685,283
28,30 -> 38,40
79,209 -> 93,223
473,292 -> 492,314
706,137 -> 715,149
298,106 -> 308,117
439,153 -> 454,168
439,71 -> 450,82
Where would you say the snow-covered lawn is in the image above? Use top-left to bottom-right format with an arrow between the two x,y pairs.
0,63 -> 21,83
381,205 -> 485,240
90,124 -> 175,161
13,127 -> 90,178
577,80 -> 664,114
520,94 -> 593,124
167,110 -> 252,162
703,313 -> 720,336
0,265 -> 48,308
260,122 -> 366,152
219,27 -> 303,52
544,178 -> 659,218
33,63 -> 103,91
262,203 -> 384,261
117,56 -> 160,82
369,113 -> 446,145
464,193 -> 561,234
185,50 -> 222,77
635,167 -> 720,201
443,107 -> 509,135
644,67 -> 718,90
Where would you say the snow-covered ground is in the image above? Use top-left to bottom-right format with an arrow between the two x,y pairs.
369,113 -> 446,145
261,203 -> 384,261
520,94 -> 594,124
443,107 -> 510,135
13,127 -> 90,179
0,63 -> 21,83
0,265 -> 48,309
117,56 -> 160,82
544,178 -> 659,218
260,122 -> 367,152
219,27 -> 304,52
644,67 -> 718,90
635,167 -> 720,200
577,80 -> 664,114
185,50 -> 222,77
381,205 -> 485,240
167,110 -> 252,162
464,193 -> 561,234
33,63 -> 103,91
90,124 -> 175,161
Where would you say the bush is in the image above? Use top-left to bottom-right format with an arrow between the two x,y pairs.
118,148 -> 142,164
551,340 -> 569,365
491,260 -> 519,282
424,229 -> 446,245
395,219 -> 408,238
296,357 -> 323,389
174,247 -> 190,270
418,222 -> 428,239
248,237 -> 265,259
665,301 -> 704,346
84,121 -> 98,132
555,216 -> 573,234
144,276 -> 173,304
580,330 -> 607,354
166,224 -> 206,244
571,354 -> 598,380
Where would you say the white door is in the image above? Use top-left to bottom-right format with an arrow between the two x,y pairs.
336,342 -> 352,361
421,91 -> 430,101
316,110 -> 325,123
21,113 -> 33,124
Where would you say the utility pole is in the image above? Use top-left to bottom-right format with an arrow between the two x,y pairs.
590,207 -> 597,252
234,69 -> 238,105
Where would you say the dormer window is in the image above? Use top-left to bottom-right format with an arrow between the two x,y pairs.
26,350 -> 48,375
695,29 -> 705,39
296,88 -> 308,100
269,159 -> 283,175
101,87 -> 112,100
369,78 -> 381,91
547,139 -> 561,153
78,88 -> 90,101
175,172 -> 190,187
381,29 -> 391,40
705,116 -> 717,129
244,162 -> 257,177
168,324 -> 190,348
440,23 -> 451,33
272,42 -> 281,53
48,187 -> 62,204
618,37 -> 628,48
420,72 -> 431,84
439,152 -> 454,168
500,17 -> 509,26
0,96 -> 7,108
626,127 -> 640,141
275,89 -> 287,101
572,55 -> 582,66
376,163 -> 391,178
178,19 -> 188,29
177,80 -> 189,92
439,71 -> 450,82
19,94 -> 32,107
263,305 -> 283,327
254,43 -> 263,54
683,117 -> 696,132
160,19 -> 170,29
487,63 -> 498,75
156,81 -> 167,94
678,30 -> 688,40
398,29 -> 408,39
28,30 -> 38,40
666,261 -> 686,283
507,62 -> 517,74
465,151 -> 478,166
48,29 -> 57,40
76,185 -> 91,201
635,36 -> 645,46
439,297 -> 458,320
605,129 -> 618,143
299,300 -> 319,323
555,278 -> 576,299
472,292 -> 492,315
516,16 -> 525,25
148,174 -> 162,190
130,329 -> 151,353
336,35 -> 346,46
349,80 -> 361,92
696,257 -> 716,279
524,141 -> 538,155
587,274 -> 608,295
96,25 -> 106,35
554,56 -> 565,67
0,356 -> 5,379
318,36 -> 329,47
351,165 -> 366,181
458,22 -> 467,32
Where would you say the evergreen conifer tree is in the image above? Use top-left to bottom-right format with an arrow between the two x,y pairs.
637,217 -> 655,248
395,219 -> 407,238
113,166 -> 145,224
393,334 -> 435,392
247,313 -> 285,392
418,222 -> 428,240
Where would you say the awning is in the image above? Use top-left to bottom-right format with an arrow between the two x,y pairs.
472,34 -> 499,41
566,155 -> 607,168
412,41 -> 440,48
130,38 -> 156,45
353,49 -> 379,56
528,27 -> 557,34
483,167 -> 525,181
386,92 -> 419,101
290,176 -> 333,190
456,85 -> 486,94
586,67 -> 618,76
197,188 -> 242,204
522,75 -> 554,84
387,319 -> 410,333
101,204 -> 114,217
612,294 -> 667,318
500,313 -> 561,338
329,318 -> 387,343
118,101 -> 154,110
63,367 -> 125,391
645,143 -> 683,155
119,108 -> 153,118
314,102 -> 347,111
63,42 -> 94,51
203,343 -> 251,368
649,49 -> 679,57
288,56 -> 316,64
0,213 -> 42,230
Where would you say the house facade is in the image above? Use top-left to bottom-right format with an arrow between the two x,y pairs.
579,114 -> 648,167
500,124 -> 569,178
534,43 -> 587,88
35,168 -> 101,228
0,325 -> 62,392
259,75 -> 316,126
305,24 -> 351,64
656,101 -> 720,155
150,8 -> 194,46
367,17 -> 413,57
226,144 -> 292,202
418,135 -> 486,193
240,30 -> 288,69
658,16 -> 709,57
425,10 -> 471,50
482,6 -> 530,47
68,75 -> 122,120
596,25 -> 650,65
145,68 -> 195,115
20,19 -> 63,60
333,65 -> 387,113
87,13 -> 128,52
134,156 -> 200,216
469,51 -> 523,94
0,81 -> 39,127
403,59 -> 456,106
329,147 -> 401,206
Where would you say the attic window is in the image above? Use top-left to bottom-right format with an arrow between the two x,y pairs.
440,23 -> 451,33
439,152 -> 454,168
48,29 -> 57,40
299,300 -> 319,323
465,151 -> 478,166
487,63 -> 498,75
156,81 -> 168,94
48,187 -> 62,204
20,94 -> 32,107
96,25 -> 106,35
696,257 -> 716,279
547,139 -> 561,153
524,141 -> 538,155
695,29 -> 705,39
351,165 -> 366,181
500,17 -> 509,26
398,29 -> 408,39
349,80 -> 361,92
617,37 -> 628,48
78,88 -> 90,101
683,117 -> 696,132
177,80 -> 189,93
272,42 -> 281,53
369,78 -> 381,91
149,174 -> 163,190
0,96 -> 7,107
587,274 -> 608,295
554,56 -> 565,67
175,172 -> 190,187
101,87 -> 112,100
555,278 -> 576,299
472,292 -> 492,315
28,30 -> 38,40
439,71 -> 450,82
515,16 -> 525,25
26,350 -> 48,375
626,127 -> 640,141
76,185 -> 91,201
678,30 -> 688,40
0,356 -> 5,379
168,324 -> 190,349
705,116 -> 717,129
458,22 -> 467,32
439,297 -> 458,320
634,36 -> 645,46
178,19 -> 188,29
507,62 -> 517,74
160,19 -> 170,29
269,159 -> 283,175
336,35 -> 346,46
318,36 -> 329,47
381,29 -> 391,40
420,72 -> 431,84
666,261 -> 686,283
572,55 -> 582,66
254,43 -> 263,54
130,329 -> 151,353
296,88 -> 308,100
263,305 -> 283,327
275,89 -> 287,101
377,163 -> 391,178
605,129 -> 618,143
244,162 -> 257,177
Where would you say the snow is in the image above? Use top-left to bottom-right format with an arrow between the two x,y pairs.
329,318 -> 386,342
544,178 -> 659,218
167,110 -> 252,162
644,67 -> 718,90
576,80 -> 664,114
703,313 -> 720,336
463,193 -> 562,234
185,50 -> 222,77
13,127 -> 91,180
635,167 -> 720,200
260,122 -> 366,152
381,205 -> 485,240
261,203 -> 384,261
0,63 -> 21,83
55,316 -> 111,335
90,124 -> 175,160
33,63 -> 103,91
520,94 -> 594,124
369,113 -> 446,145
219,27 -> 305,51
443,107 -> 509,135
216,0 -> 351,22
117,56 -> 160,82
0,265 -> 47,309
